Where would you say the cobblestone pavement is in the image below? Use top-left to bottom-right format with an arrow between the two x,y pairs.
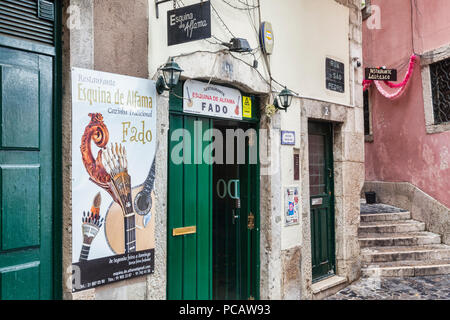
327,275 -> 450,300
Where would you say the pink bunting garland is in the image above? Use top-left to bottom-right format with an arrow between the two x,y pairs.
363,54 -> 418,100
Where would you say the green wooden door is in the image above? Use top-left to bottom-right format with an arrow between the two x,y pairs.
167,84 -> 260,300
167,112 -> 213,300
239,122 -> 260,300
212,120 -> 259,300
212,140 -> 241,300
0,46 -> 55,299
308,121 -> 336,282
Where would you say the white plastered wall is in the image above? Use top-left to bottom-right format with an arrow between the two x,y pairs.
148,0 -> 350,253
149,0 -> 350,105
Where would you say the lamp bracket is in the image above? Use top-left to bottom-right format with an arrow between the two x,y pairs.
156,76 -> 168,94
273,99 -> 288,112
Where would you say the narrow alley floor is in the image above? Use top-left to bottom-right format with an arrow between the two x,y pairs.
326,275 -> 450,300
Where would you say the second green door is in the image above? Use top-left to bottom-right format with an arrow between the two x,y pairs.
167,87 -> 259,299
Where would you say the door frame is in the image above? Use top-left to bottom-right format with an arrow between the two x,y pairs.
0,1 -> 63,299
53,0 -> 63,300
308,121 -> 336,282
166,81 -> 261,300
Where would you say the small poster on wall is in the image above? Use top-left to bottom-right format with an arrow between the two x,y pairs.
285,187 -> 300,226
71,68 -> 157,292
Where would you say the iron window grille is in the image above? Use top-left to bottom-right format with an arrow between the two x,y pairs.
430,57 -> 450,125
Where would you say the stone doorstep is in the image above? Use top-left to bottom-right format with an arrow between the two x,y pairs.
360,212 -> 411,223
359,231 -> 442,248
359,220 -> 425,227
362,244 -> 450,263
311,275 -> 348,299
360,203 -> 408,214
362,260 -> 450,277
358,220 -> 426,234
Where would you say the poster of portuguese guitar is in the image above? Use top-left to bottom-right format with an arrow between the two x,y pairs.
71,68 -> 157,292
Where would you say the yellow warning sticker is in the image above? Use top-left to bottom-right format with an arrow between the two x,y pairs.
243,96 -> 252,118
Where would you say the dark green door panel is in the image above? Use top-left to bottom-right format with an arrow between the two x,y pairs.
1,167 -> 40,250
167,114 -> 213,300
212,122 -> 241,300
239,123 -> 260,300
0,47 -> 54,300
212,121 -> 259,300
308,121 -> 335,282
0,263 -> 40,300
1,65 -> 40,148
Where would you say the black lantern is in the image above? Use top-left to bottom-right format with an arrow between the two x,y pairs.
273,87 -> 294,112
156,58 -> 183,94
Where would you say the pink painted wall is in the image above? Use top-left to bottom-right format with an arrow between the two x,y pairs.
363,0 -> 450,207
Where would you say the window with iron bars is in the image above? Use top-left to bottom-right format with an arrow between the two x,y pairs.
430,58 -> 450,125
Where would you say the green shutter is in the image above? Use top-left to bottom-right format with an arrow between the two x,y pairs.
0,0 -> 55,45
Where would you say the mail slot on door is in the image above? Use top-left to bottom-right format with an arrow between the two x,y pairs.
312,198 -> 323,206
173,226 -> 197,236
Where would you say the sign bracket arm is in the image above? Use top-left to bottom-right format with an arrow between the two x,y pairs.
155,0 -> 172,19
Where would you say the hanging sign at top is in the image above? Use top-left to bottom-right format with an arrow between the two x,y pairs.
365,67 -> 398,81
167,1 -> 211,46
183,79 -> 243,120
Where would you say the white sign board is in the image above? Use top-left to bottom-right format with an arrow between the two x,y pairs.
71,68 -> 157,292
183,79 -> 242,120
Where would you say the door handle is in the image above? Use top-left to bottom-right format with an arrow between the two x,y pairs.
232,209 -> 240,224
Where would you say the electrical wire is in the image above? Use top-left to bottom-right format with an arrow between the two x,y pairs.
178,0 -> 238,41
156,49 -> 228,71
221,0 -> 259,11
237,0 -> 258,8
211,2 -> 236,38
169,0 -> 296,100
245,0 -> 261,43
212,34 -> 227,43
227,51 -> 271,86
270,77 -> 300,96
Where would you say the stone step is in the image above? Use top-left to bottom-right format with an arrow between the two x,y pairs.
359,231 -> 441,248
360,211 -> 411,223
362,244 -> 450,263
362,259 -> 450,277
359,220 -> 426,235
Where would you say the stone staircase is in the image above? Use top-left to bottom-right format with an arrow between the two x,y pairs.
359,202 -> 450,277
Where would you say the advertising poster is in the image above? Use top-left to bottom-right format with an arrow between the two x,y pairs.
285,187 -> 300,226
71,68 -> 157,292
183,79 -> 243,120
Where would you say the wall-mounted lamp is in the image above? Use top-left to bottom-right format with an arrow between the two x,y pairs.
273,87 -> 295,112
156,58 -> 183,94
